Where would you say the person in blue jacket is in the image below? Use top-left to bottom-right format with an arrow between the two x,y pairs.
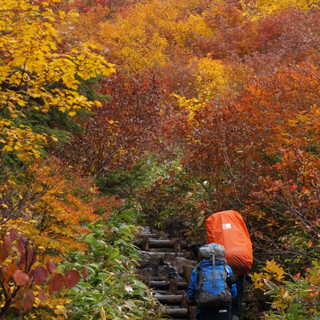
186,248 -> 237,320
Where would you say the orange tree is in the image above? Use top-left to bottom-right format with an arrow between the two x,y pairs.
158,62 -> 320,317
161,61 -> 320,256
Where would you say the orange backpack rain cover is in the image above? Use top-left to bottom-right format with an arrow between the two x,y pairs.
206,210 -> 253,275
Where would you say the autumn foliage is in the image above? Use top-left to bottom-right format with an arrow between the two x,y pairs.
1,0 -> 320,318
69,0 -> 320,317
0,228 -> 80,318
0,0 -> 117,317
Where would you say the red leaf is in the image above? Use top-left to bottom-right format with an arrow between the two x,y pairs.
26,249 -> 36,268
46,261 -> 55,274
23,290 -> 35,311
3,236 -> 12,253
14,298 -> 23,309
0,244 -> 8,262
17,237 -> 26,253
9,228 -> 19,241
49,273 -> 65,295
65,269 -> 80,289
33,266 -> 48,285
20,252 -> 26,268
82,265 -> 89,279
0,267 -> 10,283
13,270 -> 28,286
38,291 -> 46,302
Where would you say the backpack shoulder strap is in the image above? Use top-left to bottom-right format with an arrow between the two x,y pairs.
223,263 -> 230,289
225,264 -> 230,277
196,264 -> 202,295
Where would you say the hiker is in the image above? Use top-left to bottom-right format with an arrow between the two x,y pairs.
186,243 -> 237,320
206,210 -> 253,320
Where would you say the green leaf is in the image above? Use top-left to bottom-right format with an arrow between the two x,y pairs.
264,279 -> 279,295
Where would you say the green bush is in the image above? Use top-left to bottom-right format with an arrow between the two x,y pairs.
64,214 -> 162,320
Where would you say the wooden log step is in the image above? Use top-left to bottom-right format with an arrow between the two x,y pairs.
155,294 -> 183,304
154,289 -> 187,295
141,233 -> 157,238
148,239 -> 188,249
139,251 -> 187,259
177,281 -> 188,289
141,237 -> 181,251
140,238 -> 188,251
134,234 -> 157,247
153,289 -> 168,294
149,280 -> 169,289
148,248 -> 177,253
165,307 -> 189,318
149,239 -> 175,247
149,280 -> 189,289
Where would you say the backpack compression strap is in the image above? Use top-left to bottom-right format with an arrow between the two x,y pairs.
211,249 -> 216,288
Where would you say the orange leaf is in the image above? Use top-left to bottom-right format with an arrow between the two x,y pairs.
8,263 -> 19,276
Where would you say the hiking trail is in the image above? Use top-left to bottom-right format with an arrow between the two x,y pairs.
136,227 -> 203,320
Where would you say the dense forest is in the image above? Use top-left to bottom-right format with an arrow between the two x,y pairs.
0,0 -> 319,319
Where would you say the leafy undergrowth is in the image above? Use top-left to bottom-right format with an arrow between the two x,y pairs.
63,211 -> 163,320
250,260 -> 320,319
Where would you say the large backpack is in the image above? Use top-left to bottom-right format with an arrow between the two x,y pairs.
196,243 -> 232,308
206,210 -> 253,276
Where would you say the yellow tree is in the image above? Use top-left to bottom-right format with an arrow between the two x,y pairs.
0,0 -> 115,243
241,0 -> 319,19
0,0 -> 115,162
98,0 -> 216,71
